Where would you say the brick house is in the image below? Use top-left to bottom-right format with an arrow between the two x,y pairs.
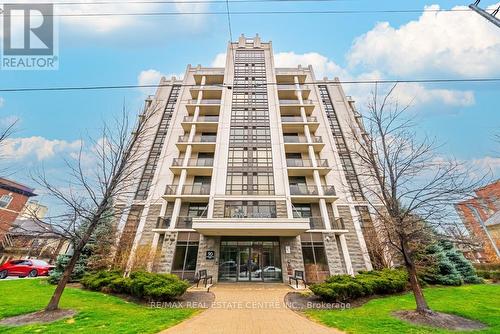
0,178 -> 37,244
456,180 -> 500,263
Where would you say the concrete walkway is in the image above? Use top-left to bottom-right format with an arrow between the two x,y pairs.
160,284 -> 343,334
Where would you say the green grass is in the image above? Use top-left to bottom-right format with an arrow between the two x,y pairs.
0,279 -> 198,333
306,284 -> 500,334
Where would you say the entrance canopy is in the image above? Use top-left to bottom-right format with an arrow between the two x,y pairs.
192,218 -> 310,236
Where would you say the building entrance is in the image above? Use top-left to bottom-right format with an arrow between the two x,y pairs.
218,237 -> 282,282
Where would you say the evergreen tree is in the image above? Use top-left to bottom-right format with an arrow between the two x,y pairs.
420,243 -> 463,286
440,240 -> 483,284
48,254 -> 88,284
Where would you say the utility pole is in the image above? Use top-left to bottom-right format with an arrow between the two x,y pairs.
469,1 -> 500,28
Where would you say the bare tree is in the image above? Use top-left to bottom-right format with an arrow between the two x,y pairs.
350,84 -> 485,314
33,104 -> 161,312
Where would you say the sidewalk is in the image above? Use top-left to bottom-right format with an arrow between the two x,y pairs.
160,283 -> 343,334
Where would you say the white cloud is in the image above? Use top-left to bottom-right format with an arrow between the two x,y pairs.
0,97 -> 4,108
347,4 -> 500,77
53,0 -> 210,35
234,51 -> 475,107
471,156 -> 500,174
137,69 -> 183,94
211,53 -> 227,67
1,137 -> 82,160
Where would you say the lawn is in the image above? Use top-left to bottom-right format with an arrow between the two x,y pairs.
306,284 -> 500,334
0,279 -> 198,333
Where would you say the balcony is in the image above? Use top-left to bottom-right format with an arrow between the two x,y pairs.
290,184 -> 338,203
277,84 -> 311,99
181,116 -> 219,132
330,217 -> 346,230
308,217 -> 325,230
191,217 -> 311,236
176,135 -> 217,152
280,116 -> 319,132
279,99 -> 315,115
286,159 -> 330,176
189,85 -> 223,99
175,216 -> 194,229
152,216 -> 171,231
186,99 -> 221,114
170,158 -> 214,176
283,135 -> 324,153
163,184 -> 211,201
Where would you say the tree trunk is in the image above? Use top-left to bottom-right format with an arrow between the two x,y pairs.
45,222 -> 97,311
401,240 -> 432,314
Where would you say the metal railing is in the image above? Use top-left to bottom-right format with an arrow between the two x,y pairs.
187,99 -> 221,105
279,99 -> 313,105
176,216 -> 193,229
277,84 -> 310,90
165,184 -> 211,195
281,116 -> 317,123
309,217 -> 326,230
289,184 -> 318,195
172,158 -> 214,167
286,159 -> 329,168
322,185 -> 336,196
283,136 -> 322,143
156,217 -> 171,229
178,135 -> 217,143
183,116 -> 219,122
330,217 -> 346,230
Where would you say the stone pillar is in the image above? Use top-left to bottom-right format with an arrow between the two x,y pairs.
323,232 -> 345,275
196,235 -> 221,282
157,231 -> 178,273
280,236 -> 305,283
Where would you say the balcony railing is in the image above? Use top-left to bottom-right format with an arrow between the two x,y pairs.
281,116 -> 317,123
178,135 -> 217,143
172,158 -> 214,167
279,99 -> 313,105
183,116 -> 219,122
187,99 -> 221,105
330,217 -> 346,229
286,159 -> 329,168
156,217 -> 171,229
289,184 -> 318,195
176,216 -> 193,229
283,136 -> 322,143
309,217 -> 325,229
165,184 -> 211,195
277,84 -> 309,90
322,185 -> 336,196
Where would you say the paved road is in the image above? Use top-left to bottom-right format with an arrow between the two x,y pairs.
160,284 -> 343,334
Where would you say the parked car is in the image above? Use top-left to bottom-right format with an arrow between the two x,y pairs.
0,259 -> 55,279
253,266 -> 282,278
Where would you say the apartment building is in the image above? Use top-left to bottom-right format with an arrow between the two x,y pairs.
115,35 -> 380,283
456,180 -> 500,263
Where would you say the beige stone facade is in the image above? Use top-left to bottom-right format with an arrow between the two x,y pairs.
115,35 -> 382,283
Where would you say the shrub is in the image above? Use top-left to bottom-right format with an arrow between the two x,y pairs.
476,270 -> 500,282
81,270 -> 122,291
81,270 -> 189,301
310,269 -> 408,302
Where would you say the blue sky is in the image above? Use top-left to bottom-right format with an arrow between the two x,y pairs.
0,0 -> 499,209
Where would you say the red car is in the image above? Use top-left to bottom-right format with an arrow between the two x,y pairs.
0,259 -> 54,279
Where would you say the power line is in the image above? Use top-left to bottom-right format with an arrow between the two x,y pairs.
10,8 -> 479,17
1,78 -> 499,93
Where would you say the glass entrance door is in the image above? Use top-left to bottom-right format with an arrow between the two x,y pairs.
219,238 -> 282,282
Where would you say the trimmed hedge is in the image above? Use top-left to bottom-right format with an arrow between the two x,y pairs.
310,269 -> 408,302
81,270 -> 189,301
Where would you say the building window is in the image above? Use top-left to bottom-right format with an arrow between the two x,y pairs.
292,204 -> 312,218
188,203 -> 208,218
0,194 -> 13,208
224,201 -> 277,218
172,241 -> 199,272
